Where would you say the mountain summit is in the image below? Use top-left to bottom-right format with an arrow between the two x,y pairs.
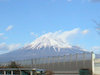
24,33 -> 72,51
0,33 -> 88,62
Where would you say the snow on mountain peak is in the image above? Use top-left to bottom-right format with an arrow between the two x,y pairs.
25,32 -> 73,50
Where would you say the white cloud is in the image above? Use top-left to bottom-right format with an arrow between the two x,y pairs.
56,28 -> 80,42
0,43 -> 7,50
30,32 -> 38,38
6,25 -> 13,31
40,28 -> 80,44
92,46 -> 100,51
0,33 -> 8,40
0,33 -> 4,37
91,46 -> 100,53
82,29 -> 89,34
2,37 -> 8,40
0,42 -> 21,53
67,0 -> 72,2
8,44 -> 21,51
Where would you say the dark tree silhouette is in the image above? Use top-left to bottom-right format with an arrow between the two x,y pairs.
7,61 -> 21,68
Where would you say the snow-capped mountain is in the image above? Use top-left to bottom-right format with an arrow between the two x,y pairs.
24,33 -> 72,50
0,33 -> 88,62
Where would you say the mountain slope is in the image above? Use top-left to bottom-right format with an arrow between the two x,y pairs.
0,33 -> 88,62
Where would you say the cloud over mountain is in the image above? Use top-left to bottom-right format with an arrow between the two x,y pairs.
0,28 -> 90,62
0,43 -> 21,54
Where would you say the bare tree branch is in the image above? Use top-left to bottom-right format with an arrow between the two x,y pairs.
92,19 -> 100,34
92,20 -> 100,26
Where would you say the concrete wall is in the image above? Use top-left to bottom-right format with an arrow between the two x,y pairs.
94,59 -> 100,75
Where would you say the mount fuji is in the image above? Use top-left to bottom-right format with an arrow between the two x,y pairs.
0,33 -> 88,62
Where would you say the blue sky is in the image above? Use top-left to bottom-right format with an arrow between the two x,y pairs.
0,0 -> 100,54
